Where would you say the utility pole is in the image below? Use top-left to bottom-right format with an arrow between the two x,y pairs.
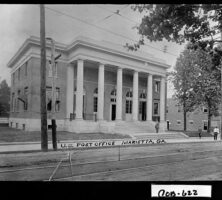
40,4 -> 48,151
46,37 -> 61,150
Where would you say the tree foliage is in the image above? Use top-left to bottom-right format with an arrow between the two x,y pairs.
0,80 -> 10,116
127,4 -> 222,50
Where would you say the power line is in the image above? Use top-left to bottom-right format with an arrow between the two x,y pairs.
94,4 -> 137,24
44,6 -> 179,57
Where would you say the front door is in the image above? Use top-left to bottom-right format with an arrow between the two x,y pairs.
111,104 -> 116,121
141,102 -> 146,121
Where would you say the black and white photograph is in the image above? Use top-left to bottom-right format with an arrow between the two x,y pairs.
1,4 -> 222,196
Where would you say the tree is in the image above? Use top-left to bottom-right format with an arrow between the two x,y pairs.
188,47 -> 221,132
127,4 -> 222,50
170,46 -> 198,131
0,80 -> 10,117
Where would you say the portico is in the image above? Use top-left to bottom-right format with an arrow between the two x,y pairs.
66,59 -> 167,124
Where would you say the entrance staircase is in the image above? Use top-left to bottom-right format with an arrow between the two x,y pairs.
114,121 -> 188,140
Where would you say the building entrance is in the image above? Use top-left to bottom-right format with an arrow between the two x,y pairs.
141,101 -> 146,121
111,104 -> 116,121
139,101 -> 146,121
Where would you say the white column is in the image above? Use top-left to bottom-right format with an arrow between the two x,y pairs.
76,59 -> 84,120
160,76 -> 166,122
146,74 -> 153,121
116,67 -> 123,121
132,71 -> 138,121
98,63 -> 104,120
66,64 -> 74,118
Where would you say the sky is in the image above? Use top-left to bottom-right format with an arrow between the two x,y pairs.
0,4 -> 186,98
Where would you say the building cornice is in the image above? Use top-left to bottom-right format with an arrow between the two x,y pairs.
7,35 -> 170,70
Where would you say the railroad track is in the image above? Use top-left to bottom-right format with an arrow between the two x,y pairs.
1,144 -> 222,181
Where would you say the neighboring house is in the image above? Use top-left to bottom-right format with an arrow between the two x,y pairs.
166,98 -> 221,132
8,36 -> 169,132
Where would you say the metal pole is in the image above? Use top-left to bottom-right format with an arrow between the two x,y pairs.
40,4 -> 48,151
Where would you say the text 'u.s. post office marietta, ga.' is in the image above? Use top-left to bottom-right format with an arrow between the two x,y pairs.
8,36 -> 170,134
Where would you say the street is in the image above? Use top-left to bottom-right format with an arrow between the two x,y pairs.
1,141 -> 222,181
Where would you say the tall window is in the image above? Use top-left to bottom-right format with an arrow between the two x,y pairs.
155,81 -> 160,93
24,87 -> 28,111
126,90 -> 133,114
153,102 -> 159,115
110,89 -> 116,102
93,88 -> 98,112
18,68 -> 21,81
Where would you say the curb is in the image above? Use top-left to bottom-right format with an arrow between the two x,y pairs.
0,138 -> 221,154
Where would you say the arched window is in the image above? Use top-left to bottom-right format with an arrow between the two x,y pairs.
126,90 -> 132,114
93,88 -> 98,112
110,89 -> 116,102
140,92 -> 146,99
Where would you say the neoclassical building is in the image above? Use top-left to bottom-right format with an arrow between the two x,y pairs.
8,36 -> 169,133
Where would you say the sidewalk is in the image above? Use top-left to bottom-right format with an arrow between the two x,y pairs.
0,136 -> 220,154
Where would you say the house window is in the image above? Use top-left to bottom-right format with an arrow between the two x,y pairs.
126,90 -> 133,114
203,107 -> 208,113
203,120 -> 208,131
177,120 -> 181,125
93,88 -> 98,113
153,102 -> 159,115
155,81 -> 160,93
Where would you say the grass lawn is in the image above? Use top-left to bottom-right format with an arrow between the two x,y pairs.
0,127 -> 131,143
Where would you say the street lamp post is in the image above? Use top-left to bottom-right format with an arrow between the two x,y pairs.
46,37 -> 60,150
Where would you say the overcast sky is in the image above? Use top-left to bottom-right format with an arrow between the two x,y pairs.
0,4 -> 186,98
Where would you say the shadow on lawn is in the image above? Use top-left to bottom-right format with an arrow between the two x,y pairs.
0,127 -> 131,142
